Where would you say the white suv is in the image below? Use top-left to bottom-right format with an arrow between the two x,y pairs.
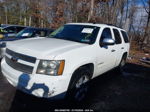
1,23 -> 130,101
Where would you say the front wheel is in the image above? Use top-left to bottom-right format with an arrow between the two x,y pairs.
66,67 -> 91,102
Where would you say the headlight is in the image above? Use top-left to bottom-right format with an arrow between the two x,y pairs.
36,60 -> 65,76
0,42 -> 6,48
0,34 -> 4,39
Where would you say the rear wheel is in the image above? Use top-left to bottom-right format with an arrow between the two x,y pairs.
117,55 -> 127,73
66,67 -> 91,102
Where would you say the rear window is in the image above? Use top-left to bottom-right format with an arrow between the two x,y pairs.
113,29 -> 122,44
121,31 -> 129,43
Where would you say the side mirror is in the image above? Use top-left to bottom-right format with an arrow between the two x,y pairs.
101,38 -> 115,46
0,42 -> 6,48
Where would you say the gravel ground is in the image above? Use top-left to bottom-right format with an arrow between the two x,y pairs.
0,63 -> 150,112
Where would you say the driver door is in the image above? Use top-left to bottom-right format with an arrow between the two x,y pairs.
96,27 -> 117,76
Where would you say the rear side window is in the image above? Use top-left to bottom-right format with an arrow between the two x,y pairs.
121,31 -> 129,43
113,29 -> 122,44
16,27 -> 25,33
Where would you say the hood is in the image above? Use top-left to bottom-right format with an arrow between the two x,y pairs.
7,38 -> 88,59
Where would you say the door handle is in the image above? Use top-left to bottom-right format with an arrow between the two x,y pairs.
121,47 -> 124,49
111,49 -> 116,52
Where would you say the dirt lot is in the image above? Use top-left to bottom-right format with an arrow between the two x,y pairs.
0,52 -> 150,112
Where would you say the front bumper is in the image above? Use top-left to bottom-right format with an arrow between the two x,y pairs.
0,47 -> 6,59
1,58 -> 71,99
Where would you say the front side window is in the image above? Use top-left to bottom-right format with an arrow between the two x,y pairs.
48,25 -> 100,44
113,29 -> 122,44
100,28 -> 112,43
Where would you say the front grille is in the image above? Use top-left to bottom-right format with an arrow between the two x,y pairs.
5,49 -> 36,74
6,49 -> 36,63
5,56 -> 34,74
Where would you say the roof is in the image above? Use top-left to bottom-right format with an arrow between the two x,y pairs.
67,23 -> 125,31
3,25 -> 26,29
24,27 -> 53,31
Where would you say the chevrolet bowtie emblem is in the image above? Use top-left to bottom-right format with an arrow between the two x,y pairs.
11,56 -> 18,62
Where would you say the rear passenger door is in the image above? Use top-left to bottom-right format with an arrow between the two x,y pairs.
121,30 -> 130,53
112,28 -> 124,66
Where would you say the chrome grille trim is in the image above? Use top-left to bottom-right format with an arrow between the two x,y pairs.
5,56 -> 33,74
6,49 -> 36,63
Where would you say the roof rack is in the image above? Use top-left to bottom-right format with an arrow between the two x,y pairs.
105,24 -> 122,29
92,23 -> 122,28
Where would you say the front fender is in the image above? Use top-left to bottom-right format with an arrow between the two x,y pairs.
66,58 -> 96,78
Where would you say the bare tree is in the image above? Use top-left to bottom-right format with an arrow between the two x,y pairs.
141,0 -> 150,49
88,0 -> 94,21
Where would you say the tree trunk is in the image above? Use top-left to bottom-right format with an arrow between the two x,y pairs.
88,0 -> 94,22
124,18 -> 130,32
24,17 -> 27,26
29,16 -> 31,26
5,7 -> 8,24
125,0 -> 129,20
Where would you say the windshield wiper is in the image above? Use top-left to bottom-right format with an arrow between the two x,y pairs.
48,36 -> 90,44
62,37 -> 90,44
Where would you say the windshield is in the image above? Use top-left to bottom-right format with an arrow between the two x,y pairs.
16,28 -> 47,38
48,25 -> 100,44
16,28 -> 36,37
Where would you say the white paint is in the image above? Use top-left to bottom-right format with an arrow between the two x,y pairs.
1,23 -> 130,98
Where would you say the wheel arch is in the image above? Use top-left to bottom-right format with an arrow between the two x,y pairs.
67,63 -> 94,90
72,63 -> 94,79
122,52 -> 128,59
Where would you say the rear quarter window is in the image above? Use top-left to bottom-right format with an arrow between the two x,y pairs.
121,31 -> 129,43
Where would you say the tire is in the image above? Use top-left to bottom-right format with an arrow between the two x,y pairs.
117,55 -> 127,73
66,67 -> 91,103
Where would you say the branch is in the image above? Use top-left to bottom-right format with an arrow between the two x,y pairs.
141,0 -> 149,13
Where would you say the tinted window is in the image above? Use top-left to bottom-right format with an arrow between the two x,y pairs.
16,28 -> 35,37
16,28 -> 49,38
49,25 -> 100,44
113,29 -> 122,44
36,30 -> 47,37
3,26 -> 16,33
16,27 -> 25,33
121,31 -> 129,43
100,28 -> 112,44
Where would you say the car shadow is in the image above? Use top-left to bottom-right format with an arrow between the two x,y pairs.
9,63 -> 150,112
